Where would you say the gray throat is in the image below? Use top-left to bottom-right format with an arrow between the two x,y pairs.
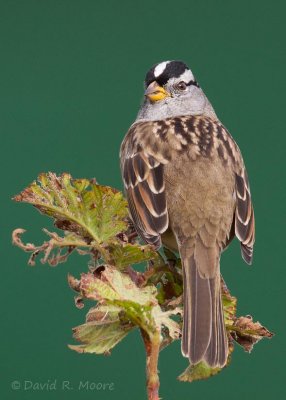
136,89 -> 217,122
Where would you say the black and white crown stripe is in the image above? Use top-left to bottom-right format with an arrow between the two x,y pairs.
145,60 -> 199,88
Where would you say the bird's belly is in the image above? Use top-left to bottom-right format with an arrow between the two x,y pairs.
164,155 -> 235,246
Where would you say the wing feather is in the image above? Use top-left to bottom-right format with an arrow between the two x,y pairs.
121,126 -> 169,248
235,171 -> 255,264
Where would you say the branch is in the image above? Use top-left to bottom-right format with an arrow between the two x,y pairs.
12,173 -> 274,398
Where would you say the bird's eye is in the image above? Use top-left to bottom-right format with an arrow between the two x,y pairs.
176,81 -> 187,91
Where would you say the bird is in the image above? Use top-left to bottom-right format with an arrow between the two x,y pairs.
120,60 -> 255,368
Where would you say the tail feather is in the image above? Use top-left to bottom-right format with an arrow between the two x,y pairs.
182,266 -> 190,357
182,254 -> 228,367
189,259 -> 212,363
204,277 -> 218,365
204,278 -> 228,366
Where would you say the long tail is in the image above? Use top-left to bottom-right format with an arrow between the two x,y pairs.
181,254 -> 228,367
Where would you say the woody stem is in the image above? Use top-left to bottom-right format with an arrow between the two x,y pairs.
141,329 -> 161,400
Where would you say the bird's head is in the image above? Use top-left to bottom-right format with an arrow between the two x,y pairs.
137,60 -> 216,121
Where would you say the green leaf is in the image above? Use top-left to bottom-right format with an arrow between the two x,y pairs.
73,266 -> 181,344
13,172 -> 128,244
77,267 -> 157,305
69,320 -> 132,354
69,303 -> 134,354
79,272 -> 120,301
86,304 -> 122,322
102,267 -> 157,305
108,242 -> 159,268
178,361 -> 222,382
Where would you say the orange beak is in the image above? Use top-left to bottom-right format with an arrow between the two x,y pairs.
144,81 -> 171,102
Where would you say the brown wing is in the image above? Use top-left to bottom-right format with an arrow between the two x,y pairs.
120,125 -> 169,249
234,169 -> 255,264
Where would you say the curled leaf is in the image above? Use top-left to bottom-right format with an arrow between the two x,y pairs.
12,228 -> 88,266
74,296 -> 85,309
68,273 -> 81,292
231,315 -> 274,352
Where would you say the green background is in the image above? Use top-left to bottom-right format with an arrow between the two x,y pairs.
1,1 -> 285,399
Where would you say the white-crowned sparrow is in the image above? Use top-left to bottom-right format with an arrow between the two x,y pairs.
120,60 -> 255,367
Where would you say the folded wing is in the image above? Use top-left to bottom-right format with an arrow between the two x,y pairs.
120,131 -> 169,248
235,170 -> 255,264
